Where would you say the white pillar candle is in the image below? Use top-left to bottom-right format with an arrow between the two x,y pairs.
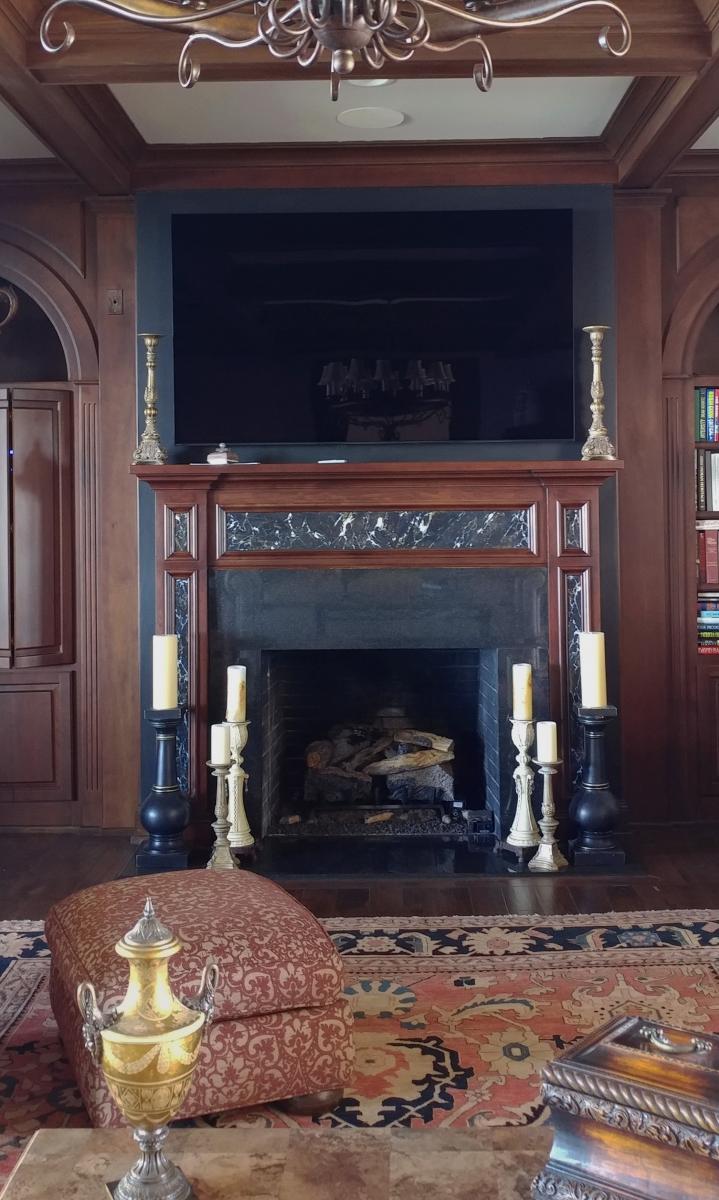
536,720 -> 558,763
152,634 -> 178,709
210,722 -> 231,766
579,632 -> 607,708
226,665 -> 247,722
512,663 -> 532,721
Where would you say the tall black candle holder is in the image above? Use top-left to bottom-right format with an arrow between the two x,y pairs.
569,705 -> 625,871
135,707 -> 190,874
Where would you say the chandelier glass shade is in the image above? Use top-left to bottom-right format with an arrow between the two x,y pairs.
41,0 -> 632,100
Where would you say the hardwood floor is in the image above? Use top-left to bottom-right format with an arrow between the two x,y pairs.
0,826 -> 717,920
0,832 -> 134,920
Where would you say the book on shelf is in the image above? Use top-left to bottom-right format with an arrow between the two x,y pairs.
696,386 -> 719,442
698,526 -> 719,585
698,646 -> 719,654
694,449 -> 719,511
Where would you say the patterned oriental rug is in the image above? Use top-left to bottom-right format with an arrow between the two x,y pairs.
3,910 -> 719,1184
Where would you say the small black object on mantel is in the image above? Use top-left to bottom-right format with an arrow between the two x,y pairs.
136,708 -> 191,874
569,704 -> 625,871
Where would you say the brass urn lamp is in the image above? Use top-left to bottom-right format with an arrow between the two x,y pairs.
77,900 -> 219,1200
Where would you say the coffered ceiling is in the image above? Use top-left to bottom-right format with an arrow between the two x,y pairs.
0,0 -> 718,192
0,97 -> 52,157
110,77 -> 634,145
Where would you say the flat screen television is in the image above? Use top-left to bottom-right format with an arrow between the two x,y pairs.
171,209 -> 575,445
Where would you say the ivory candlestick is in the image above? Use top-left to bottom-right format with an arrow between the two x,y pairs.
512,663 -> 532,721
579,632 -> 607,708
152,635 -> 178,710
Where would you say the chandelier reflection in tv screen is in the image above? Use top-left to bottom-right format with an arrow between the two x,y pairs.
41,0 -> 631,101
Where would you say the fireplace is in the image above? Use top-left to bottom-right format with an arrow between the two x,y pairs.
208,565 -> 549,846
135,459 -> 619,867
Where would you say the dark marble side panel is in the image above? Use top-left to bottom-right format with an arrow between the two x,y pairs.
209,567 -> 549,840
174,576 -> 190,794
224,509 -> 531,552
565,572 -> 586,787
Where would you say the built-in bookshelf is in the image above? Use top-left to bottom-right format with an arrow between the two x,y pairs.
695,378 -> 719,653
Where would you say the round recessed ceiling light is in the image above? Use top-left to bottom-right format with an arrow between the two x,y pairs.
336,106 -> 405,130
346,78 -> 396,87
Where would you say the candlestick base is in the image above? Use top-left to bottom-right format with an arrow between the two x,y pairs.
226,720 -> 255,851
206,762 -> 240,872
528,762 -> 568,873
136,707 -> 190,875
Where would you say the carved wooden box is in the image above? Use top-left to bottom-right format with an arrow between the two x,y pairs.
534,1015 -> 719,1200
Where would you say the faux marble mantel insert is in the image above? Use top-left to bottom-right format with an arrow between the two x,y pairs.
223,508 -> 531,553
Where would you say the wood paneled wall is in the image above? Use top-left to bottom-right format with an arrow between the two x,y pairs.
1,170 -> 719,829
615,193 -> 670,822
0,186 -> 140,830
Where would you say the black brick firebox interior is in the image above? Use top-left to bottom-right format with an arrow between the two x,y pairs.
209,566 -> 549,873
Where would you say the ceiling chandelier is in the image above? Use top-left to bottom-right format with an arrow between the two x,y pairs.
41,0 -> 631,101
319,357 -> 454,439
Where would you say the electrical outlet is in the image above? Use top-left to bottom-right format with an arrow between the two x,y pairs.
106,288 -> 124,315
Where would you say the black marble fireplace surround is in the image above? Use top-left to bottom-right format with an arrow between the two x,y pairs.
209,566 -> 549,846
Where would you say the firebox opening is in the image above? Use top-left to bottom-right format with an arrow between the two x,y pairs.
262,648 -> 495,841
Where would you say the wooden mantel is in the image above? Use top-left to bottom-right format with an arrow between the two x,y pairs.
133,459 -> 621,488
133,458 -> 621,813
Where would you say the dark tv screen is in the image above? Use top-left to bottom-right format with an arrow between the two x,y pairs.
171,209 -> 575,445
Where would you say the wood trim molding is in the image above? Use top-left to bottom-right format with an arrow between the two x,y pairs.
132,139 -> 617,191
0,6 -> 141,194
133,461 -> 622,489
0,238 -> 97,381
611,59 -> 719,187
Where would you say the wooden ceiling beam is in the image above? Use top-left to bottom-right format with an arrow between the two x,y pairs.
0,3 -> 142,193
131,137 -> 617,191
605,53 -> 719,186
24,3 -> 710,84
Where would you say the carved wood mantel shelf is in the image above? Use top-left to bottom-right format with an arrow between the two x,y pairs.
133,459 -> 622,813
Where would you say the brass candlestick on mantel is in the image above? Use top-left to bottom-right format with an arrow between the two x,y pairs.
132,333 -> 168,466
226,720 -> 255,853
580,325 -> 616,461
76,899 -> 219,1200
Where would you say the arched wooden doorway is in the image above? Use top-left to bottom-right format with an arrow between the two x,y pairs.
0,237 -> 102,827
664,238 -> 719,818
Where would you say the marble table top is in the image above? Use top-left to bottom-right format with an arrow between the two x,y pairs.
1,1126 -> 553,1200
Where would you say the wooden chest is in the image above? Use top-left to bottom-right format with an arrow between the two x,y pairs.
534,1015 -> 719,1200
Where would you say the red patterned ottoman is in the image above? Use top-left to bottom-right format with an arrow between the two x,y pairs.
45,871 -> 354,1127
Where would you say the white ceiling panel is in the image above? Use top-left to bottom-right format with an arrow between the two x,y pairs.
111,76 -> 633,144
695,118 -> 719,151
0,98 -> 53,159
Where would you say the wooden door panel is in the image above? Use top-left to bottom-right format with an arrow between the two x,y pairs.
0,670 -> 75,820
0,688 -> 56,783
10,390 -> 73,666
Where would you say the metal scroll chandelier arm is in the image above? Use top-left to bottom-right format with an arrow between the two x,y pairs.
422,0 -> 631,56
39,0 -> 632,101
40,0 -> 260,54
